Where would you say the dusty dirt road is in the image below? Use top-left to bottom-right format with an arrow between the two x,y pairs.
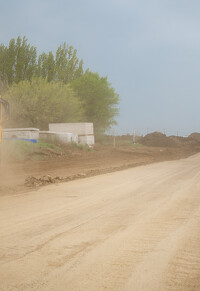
0,154 -> 200,290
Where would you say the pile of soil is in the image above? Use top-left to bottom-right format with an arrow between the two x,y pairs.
140,132 -> 176,147
168,136 -> 191,146
140,132 -> 200,147
188,132 -> 200,142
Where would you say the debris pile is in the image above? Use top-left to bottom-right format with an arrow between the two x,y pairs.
188,132 -> 200,142
25,175 -> 60,187
25,173 -> 87,187
140,132 -> 176,147
140,132 -> 200,147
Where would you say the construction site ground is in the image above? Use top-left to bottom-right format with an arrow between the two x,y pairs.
1,144 -> 200,290
1,138 -> 200,196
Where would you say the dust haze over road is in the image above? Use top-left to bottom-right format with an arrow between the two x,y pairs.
0,154 -> 200,290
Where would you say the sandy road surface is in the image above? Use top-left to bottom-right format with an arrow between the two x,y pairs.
0,154 -> 200,290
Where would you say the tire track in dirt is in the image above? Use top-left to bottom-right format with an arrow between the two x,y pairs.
60,172 -> 200,291
163,213 -> 200,290
0,154 -> 200,290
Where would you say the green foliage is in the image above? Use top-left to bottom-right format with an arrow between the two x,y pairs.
55,43 -> 83,83
71,71 -> 119,134
1,36 -> 37,84
4,78 -> 84,129
0,45 -> 7,82
36,140 -> 60,150
0,37 -> 120,133
6,39 -> 16,84
47,52 -> 56,82
37,51 -> 56,82
71,141 -> 94,151
0,37 -> 83,85
0,78 -> 7,95
15,36 -> 37,83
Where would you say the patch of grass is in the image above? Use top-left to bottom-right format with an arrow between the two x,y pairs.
2,140 -> 35,160
131,143 -> 142,147
30,154 -> 46,161
1,139 -> 61,161
71,142 -> 94,151
1,138 -> 96,162
95,134 -> 142,147
37,140 -> 60,151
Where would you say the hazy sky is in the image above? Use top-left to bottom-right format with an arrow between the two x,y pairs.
1,0 -> 200,135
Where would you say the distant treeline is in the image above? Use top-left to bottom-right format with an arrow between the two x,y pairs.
0,36 -> 119,134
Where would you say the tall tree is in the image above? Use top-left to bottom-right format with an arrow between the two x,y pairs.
4,78 -> 84,129
71,71 -> 119,135
25,45 -> 37,81
6,39 -> 16,84
47,51 -> 55,82
0,36 -> 37,84
37,51 -> 55,82
0,45 -> 7,82
0,37 -> 84,84
37,52 -> 48,79
0,45 -> 8,94
55,43 -> 83,83
15,36 -> 37,83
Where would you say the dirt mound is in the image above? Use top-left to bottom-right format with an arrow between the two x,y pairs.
140,132 -> 200,148
140,132 -> 176,147
188,132 -> 200,142
168,136 -> 190,145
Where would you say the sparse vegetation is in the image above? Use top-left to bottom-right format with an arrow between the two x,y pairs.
1,139 -> 61,161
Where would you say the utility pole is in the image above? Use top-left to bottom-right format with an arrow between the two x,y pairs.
133,130 -> 136,144
113,129 -> 116,148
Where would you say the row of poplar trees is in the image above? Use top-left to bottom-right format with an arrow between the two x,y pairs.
0,36 -> 119,135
